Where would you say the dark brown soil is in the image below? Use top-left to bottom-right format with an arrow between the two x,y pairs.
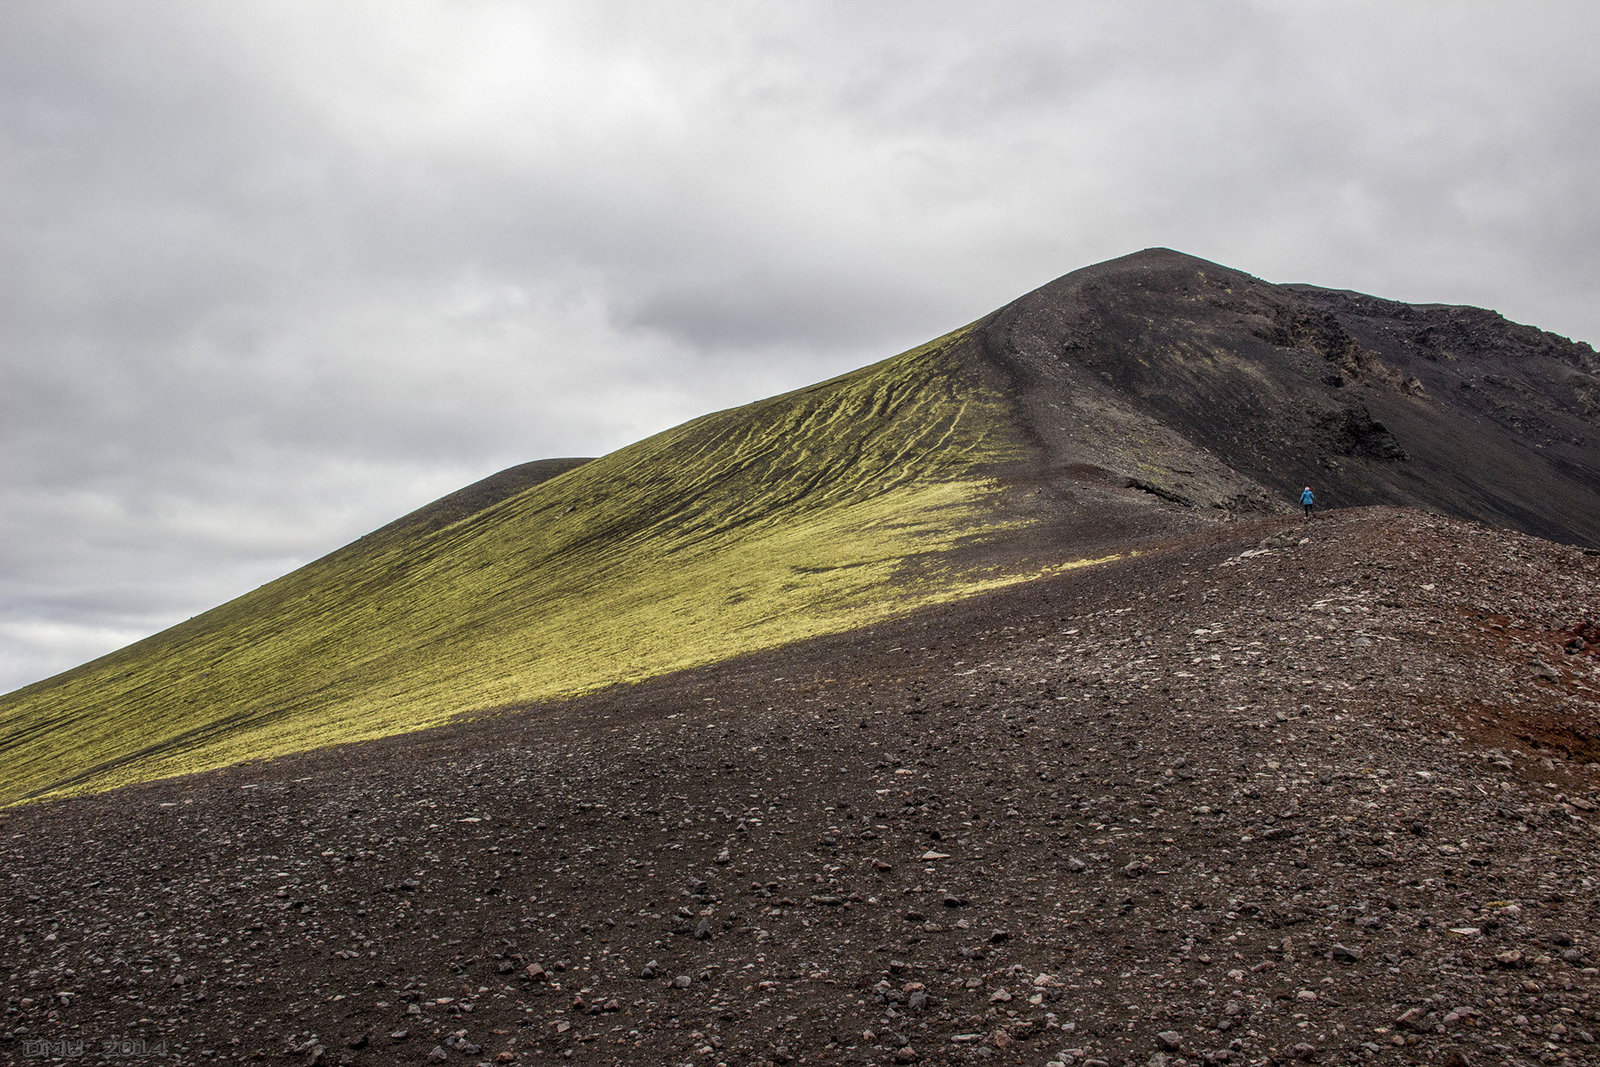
3,507 -> 1597,1067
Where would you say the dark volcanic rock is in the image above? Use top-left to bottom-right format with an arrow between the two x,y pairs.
0,508 -> 1596,1066
974,248 -> 1600,548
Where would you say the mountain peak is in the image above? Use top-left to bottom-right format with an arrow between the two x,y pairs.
1027,246 -> 1257,296
973,249 -> 1600,548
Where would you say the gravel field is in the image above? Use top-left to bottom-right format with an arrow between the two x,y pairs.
3,507 -> 1598,1067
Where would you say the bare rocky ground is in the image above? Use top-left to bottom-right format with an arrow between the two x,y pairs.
3,506 -> 1598,1067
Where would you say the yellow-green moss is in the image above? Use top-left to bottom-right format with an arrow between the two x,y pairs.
0,327 -> 1110,806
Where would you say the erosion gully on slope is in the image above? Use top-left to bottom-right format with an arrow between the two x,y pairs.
1,508 -> 1597,1067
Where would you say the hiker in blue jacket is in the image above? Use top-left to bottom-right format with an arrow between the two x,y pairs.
1300,486 -> 1314,518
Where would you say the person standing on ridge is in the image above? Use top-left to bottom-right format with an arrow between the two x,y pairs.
1300,486 -> 1315,519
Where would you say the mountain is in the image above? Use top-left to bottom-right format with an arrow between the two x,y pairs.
3,248 -> 1597,807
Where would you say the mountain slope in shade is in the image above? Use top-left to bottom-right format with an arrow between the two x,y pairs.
2,248 -> 1597,807
979,248 -> 1600,547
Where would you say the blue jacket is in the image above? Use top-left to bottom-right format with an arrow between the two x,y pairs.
1300,489 -> 1314,506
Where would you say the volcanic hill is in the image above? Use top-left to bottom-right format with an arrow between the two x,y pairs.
4,248 -> 1597,809
1,250 -> 1599,1065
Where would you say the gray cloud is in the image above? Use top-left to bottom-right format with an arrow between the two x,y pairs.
4,0 -> 1599,691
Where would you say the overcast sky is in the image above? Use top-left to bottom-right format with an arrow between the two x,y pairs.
4,1 -> 1598,694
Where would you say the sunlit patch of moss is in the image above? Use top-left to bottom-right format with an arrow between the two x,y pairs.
0,327 -> 1117,806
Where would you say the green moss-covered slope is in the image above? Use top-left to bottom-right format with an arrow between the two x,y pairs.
0,327 -> 1090,806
